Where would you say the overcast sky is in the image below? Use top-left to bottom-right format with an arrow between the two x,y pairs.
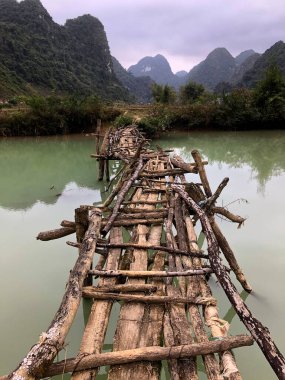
40,0 -> 285,73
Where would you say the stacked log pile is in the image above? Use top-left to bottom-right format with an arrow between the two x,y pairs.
2,124 -> 285,380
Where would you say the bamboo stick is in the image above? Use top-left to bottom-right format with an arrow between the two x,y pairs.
8,209 -> 102,380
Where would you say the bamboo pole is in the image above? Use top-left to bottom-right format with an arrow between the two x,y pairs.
172,185 -> 285,380
8,209 -> 102,380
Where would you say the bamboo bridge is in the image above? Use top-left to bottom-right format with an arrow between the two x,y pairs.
2,125 -> 285,380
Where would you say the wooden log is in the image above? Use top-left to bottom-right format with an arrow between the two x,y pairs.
120,207 -> 168,214
75,207 -> 90,286
71,227 -> 123,380
95,284 -> 159,293
82,289 -> 216,305
170,154 -> 198,173
98,129 -> 110,181
130,250 -> 166,379
67,241 -> 81,248
88,268 -> 213,278
61,220 -> 76,228
109,170 -> 163,379
191,150 -> 212,197
177,198 -> 223,380
182,204 -> 233,379
0,335 -> 253,379
210,220 -> 252,292
212,207 -> 246,226
122,199 -> 168,205
101,217 -> 164,228
189,151 -> 251,292
102,157 -> 144,235
8,209 -> 102,380
111,210 -> 168,220
172,185 -> 285,380
96,242 -> 208,259
95,118 -> 101,156
36,226 -> 75,241
139,168 -> 187,178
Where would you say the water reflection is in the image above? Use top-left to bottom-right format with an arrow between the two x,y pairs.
157,130 -> 285,192
0,135 -> 120,210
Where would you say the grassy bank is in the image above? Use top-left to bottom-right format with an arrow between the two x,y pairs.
0,95 -> 120,137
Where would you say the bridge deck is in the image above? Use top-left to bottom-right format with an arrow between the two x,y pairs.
3,125 -> 285,380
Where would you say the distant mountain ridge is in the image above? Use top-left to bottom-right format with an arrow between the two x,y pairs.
0,0 -> 128,100
127,48 -> 262,91
241,41 -> 285,87
128,54 -> 185,89
112,57 -> 153,103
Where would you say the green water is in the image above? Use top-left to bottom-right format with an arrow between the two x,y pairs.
0,131 -> 285,379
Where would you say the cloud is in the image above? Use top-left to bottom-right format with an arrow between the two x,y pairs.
40,0 -> 285,71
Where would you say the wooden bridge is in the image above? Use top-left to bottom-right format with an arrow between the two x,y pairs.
2,125 -> 285,380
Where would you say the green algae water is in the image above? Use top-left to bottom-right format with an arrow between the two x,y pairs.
0,131 -> 285,379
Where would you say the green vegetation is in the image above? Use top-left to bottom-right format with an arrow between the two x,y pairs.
0,0 -> 128,100
0,95 -> 120,136
151,83 -> 176,104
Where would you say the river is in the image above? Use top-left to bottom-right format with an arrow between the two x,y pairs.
0,130 -> 284,379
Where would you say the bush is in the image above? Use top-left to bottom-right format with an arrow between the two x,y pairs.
113,114 -> 134,128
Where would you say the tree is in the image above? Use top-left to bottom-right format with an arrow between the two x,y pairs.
253,64 -> 285,124
179,81 -> 205,104
151,83 -> 176,104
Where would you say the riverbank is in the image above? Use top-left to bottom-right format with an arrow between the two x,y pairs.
1,95 -> 284,138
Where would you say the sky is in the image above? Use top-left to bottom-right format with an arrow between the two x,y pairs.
39,0 -> 285,73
